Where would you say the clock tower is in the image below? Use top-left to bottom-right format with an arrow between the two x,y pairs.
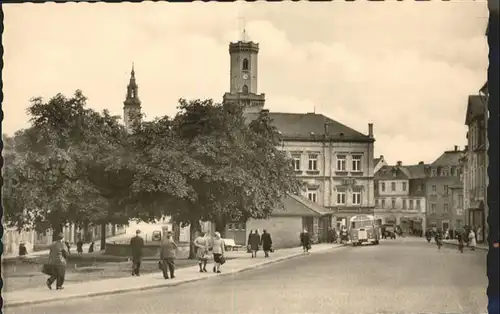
222,40 -> 266,114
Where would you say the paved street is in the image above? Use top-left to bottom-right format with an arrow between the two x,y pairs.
7,238 -> 487,314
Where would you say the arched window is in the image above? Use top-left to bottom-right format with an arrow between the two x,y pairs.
242,58 -> 249,70
242,85 -> 249,94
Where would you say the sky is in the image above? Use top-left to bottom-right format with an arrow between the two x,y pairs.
2,2 -> 489,165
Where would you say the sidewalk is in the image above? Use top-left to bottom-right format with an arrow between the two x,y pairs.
3,243 -> 345,308
442,239 -> 488,251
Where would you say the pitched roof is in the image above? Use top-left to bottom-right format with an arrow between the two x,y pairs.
404,164 -> 429,179
431,151 -> 462,167
272,193 -> 330,217
375,163 -> 429,180
245,112 -> 372,142
375,165 -> 410,180
465,95 -> 486,125
373,157 -> 382,165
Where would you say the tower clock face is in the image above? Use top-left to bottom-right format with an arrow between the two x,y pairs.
242,73 -> 249,80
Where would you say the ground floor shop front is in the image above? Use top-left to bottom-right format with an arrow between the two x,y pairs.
373,212 -> 426,235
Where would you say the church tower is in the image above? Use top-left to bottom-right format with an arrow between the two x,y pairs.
123,64 -> 142,132
222,36 -> 266,114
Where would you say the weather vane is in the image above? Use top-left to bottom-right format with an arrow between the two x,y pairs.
237,15 -> 248,42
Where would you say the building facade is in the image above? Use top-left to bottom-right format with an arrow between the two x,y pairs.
425,147 -> 465,232
222,38 -> 376,239
462,87 -> 488,243
374,161 -> 427,234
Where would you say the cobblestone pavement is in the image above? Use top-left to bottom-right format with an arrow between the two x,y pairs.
7,238 -> 487,314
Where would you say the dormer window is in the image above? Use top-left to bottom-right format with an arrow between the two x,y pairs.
242,85 -> 249,94
242,58 -> 249,70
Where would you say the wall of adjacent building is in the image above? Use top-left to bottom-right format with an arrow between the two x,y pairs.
246,216 -> 305,249
3,228 -> 36,257
281,140 -> 375,210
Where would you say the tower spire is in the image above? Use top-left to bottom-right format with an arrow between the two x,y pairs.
123,63 -> 141,132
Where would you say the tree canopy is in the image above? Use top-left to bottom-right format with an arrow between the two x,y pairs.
4,92 -> 299,246
3,91 -> 133,241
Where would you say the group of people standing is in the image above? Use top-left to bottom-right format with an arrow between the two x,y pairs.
129,229 -> 227,279
247,229 -> 273,258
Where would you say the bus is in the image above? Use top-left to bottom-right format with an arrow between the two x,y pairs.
349,215 -> 380,246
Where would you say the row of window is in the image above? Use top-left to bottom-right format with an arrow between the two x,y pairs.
430,184 -> 449,195
428,203 -> 458,214
307,188 -> 362,205
379,181 -> 408,192
375,198 -> 422,210
227,223 -> 246,231
430,167 -> 460,177
292,154 -> 363,172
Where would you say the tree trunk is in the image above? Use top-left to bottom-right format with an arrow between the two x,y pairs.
100,224 -> 106,251
52,223 -> 64,242
189,220 -> 201,260
215,216 -> 227,238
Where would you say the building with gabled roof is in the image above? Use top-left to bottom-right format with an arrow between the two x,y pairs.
221,37 -> 376,245
374,161 -> 428,233
426,146 -> 465,233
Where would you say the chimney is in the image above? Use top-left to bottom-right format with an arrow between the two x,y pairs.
419,161 -> 424,165
380,155 -> 384,159
368,123 -> 373,138
397,161 -> 402,166
454,145 -> 458,151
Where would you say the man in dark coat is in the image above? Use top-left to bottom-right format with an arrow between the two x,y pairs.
160,232 -> 178,279
260,230 -> 273,258
130,229 -> 144,276
45,233 -> 68,290
300,229 -> 311,253
249,230 -> 260,258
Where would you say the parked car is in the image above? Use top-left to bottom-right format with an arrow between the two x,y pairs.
382,224 -> 396,239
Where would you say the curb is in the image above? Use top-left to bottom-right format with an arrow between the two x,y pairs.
442,241 -> 488,252
5,244 -> 346,308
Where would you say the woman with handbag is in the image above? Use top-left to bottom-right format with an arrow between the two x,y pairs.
193,232 -> 210,272
43,233 -> 68,290
211,232 -> 225,273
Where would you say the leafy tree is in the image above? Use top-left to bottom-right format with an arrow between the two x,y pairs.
150,99 -> 299,258
3,91 -> 132,247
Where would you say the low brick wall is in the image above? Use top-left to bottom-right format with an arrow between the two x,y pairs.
105,242 -> 191,258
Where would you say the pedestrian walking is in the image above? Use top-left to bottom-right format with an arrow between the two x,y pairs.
247,230 -> 253,252
130,229 -> 144,276
160,231 -> 177,279
435,229 -> 443,250
211,232 -> 225,273
457,230 -> 464,253
18,242 -> 28,257
43,233 -> 68,290
300,229 -> 311,253
76,239 -> 84,256
425,229 -> 432,243
193,232 -> 210,272
260,230 -> 273,258
64,241 -> 71,255
468,229 -> 477,251
88,241 -> 94,253
249,229 -> 260,258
